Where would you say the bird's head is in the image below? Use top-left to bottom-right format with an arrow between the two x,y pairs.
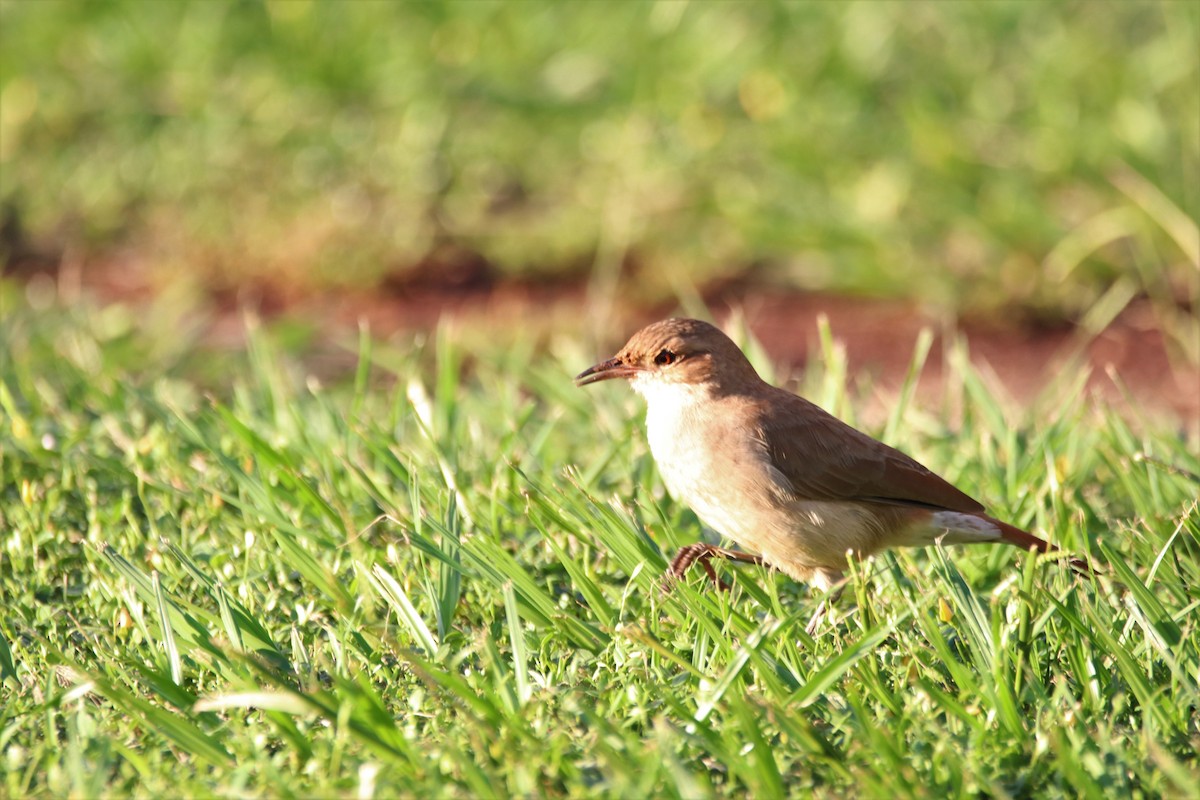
575,318 -> 761,396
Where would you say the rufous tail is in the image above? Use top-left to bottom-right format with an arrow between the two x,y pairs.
989,516 -> 1094,576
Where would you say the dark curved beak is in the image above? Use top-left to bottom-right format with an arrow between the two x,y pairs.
574,357 -> 640,387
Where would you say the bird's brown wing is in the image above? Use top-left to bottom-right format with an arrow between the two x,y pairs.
752,389 -> 985,513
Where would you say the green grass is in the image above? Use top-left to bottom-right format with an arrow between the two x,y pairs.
2,1 -> 1197,319
2,286 -> 1198,797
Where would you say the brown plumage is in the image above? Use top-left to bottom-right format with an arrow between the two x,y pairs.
576,318 -> 1086,591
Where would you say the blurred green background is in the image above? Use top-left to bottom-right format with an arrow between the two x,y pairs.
1,0 -> 1196,321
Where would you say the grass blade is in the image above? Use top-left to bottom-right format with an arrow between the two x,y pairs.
152,571 -> 183,686
502,582 -> 532,707
369,564 -> 439,655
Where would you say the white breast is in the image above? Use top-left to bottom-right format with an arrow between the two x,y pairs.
634,375 -> 787,551
633,375 -> 713,499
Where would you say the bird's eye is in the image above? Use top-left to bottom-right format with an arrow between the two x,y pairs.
654,349 -> 678,366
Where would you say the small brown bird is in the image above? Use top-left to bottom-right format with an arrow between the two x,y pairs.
576,318 -> 1081,592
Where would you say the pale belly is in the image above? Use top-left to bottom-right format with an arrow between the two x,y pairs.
645,397 -> 887,578
677,478 -> 889,577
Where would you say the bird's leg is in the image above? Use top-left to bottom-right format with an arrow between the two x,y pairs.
664,544 -> 767,592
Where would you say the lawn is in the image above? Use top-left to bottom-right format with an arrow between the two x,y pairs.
2,1 -> 1199,796
2,289 -> 1197,797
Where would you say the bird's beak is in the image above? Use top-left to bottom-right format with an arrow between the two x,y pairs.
575,357 -> 640,386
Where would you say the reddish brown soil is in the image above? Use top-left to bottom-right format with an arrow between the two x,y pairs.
11,257 -> 1199,423
714,290 -> 1197,424
247,276 -> 1197,423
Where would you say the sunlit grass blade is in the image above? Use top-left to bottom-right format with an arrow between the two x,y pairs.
883,327 -> 934,443
1111,163 -> 1200,266
289,626 -> 311,676
369,564 -> 439,655
152,571 -> 183,686
213,583 -> 244,653
193,691 -> 311,715
502,582 -> 532,707
428,495 -> 463,642
815,314 -> 849,418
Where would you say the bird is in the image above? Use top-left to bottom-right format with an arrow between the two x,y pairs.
575,317 -> 1087,595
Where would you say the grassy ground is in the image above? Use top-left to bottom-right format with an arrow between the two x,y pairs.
2,1 -> 1198,318
2,286 -> 1198,797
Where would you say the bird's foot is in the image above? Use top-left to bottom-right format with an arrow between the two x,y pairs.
661,544 -> 766,593
661,544 -> 730,592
